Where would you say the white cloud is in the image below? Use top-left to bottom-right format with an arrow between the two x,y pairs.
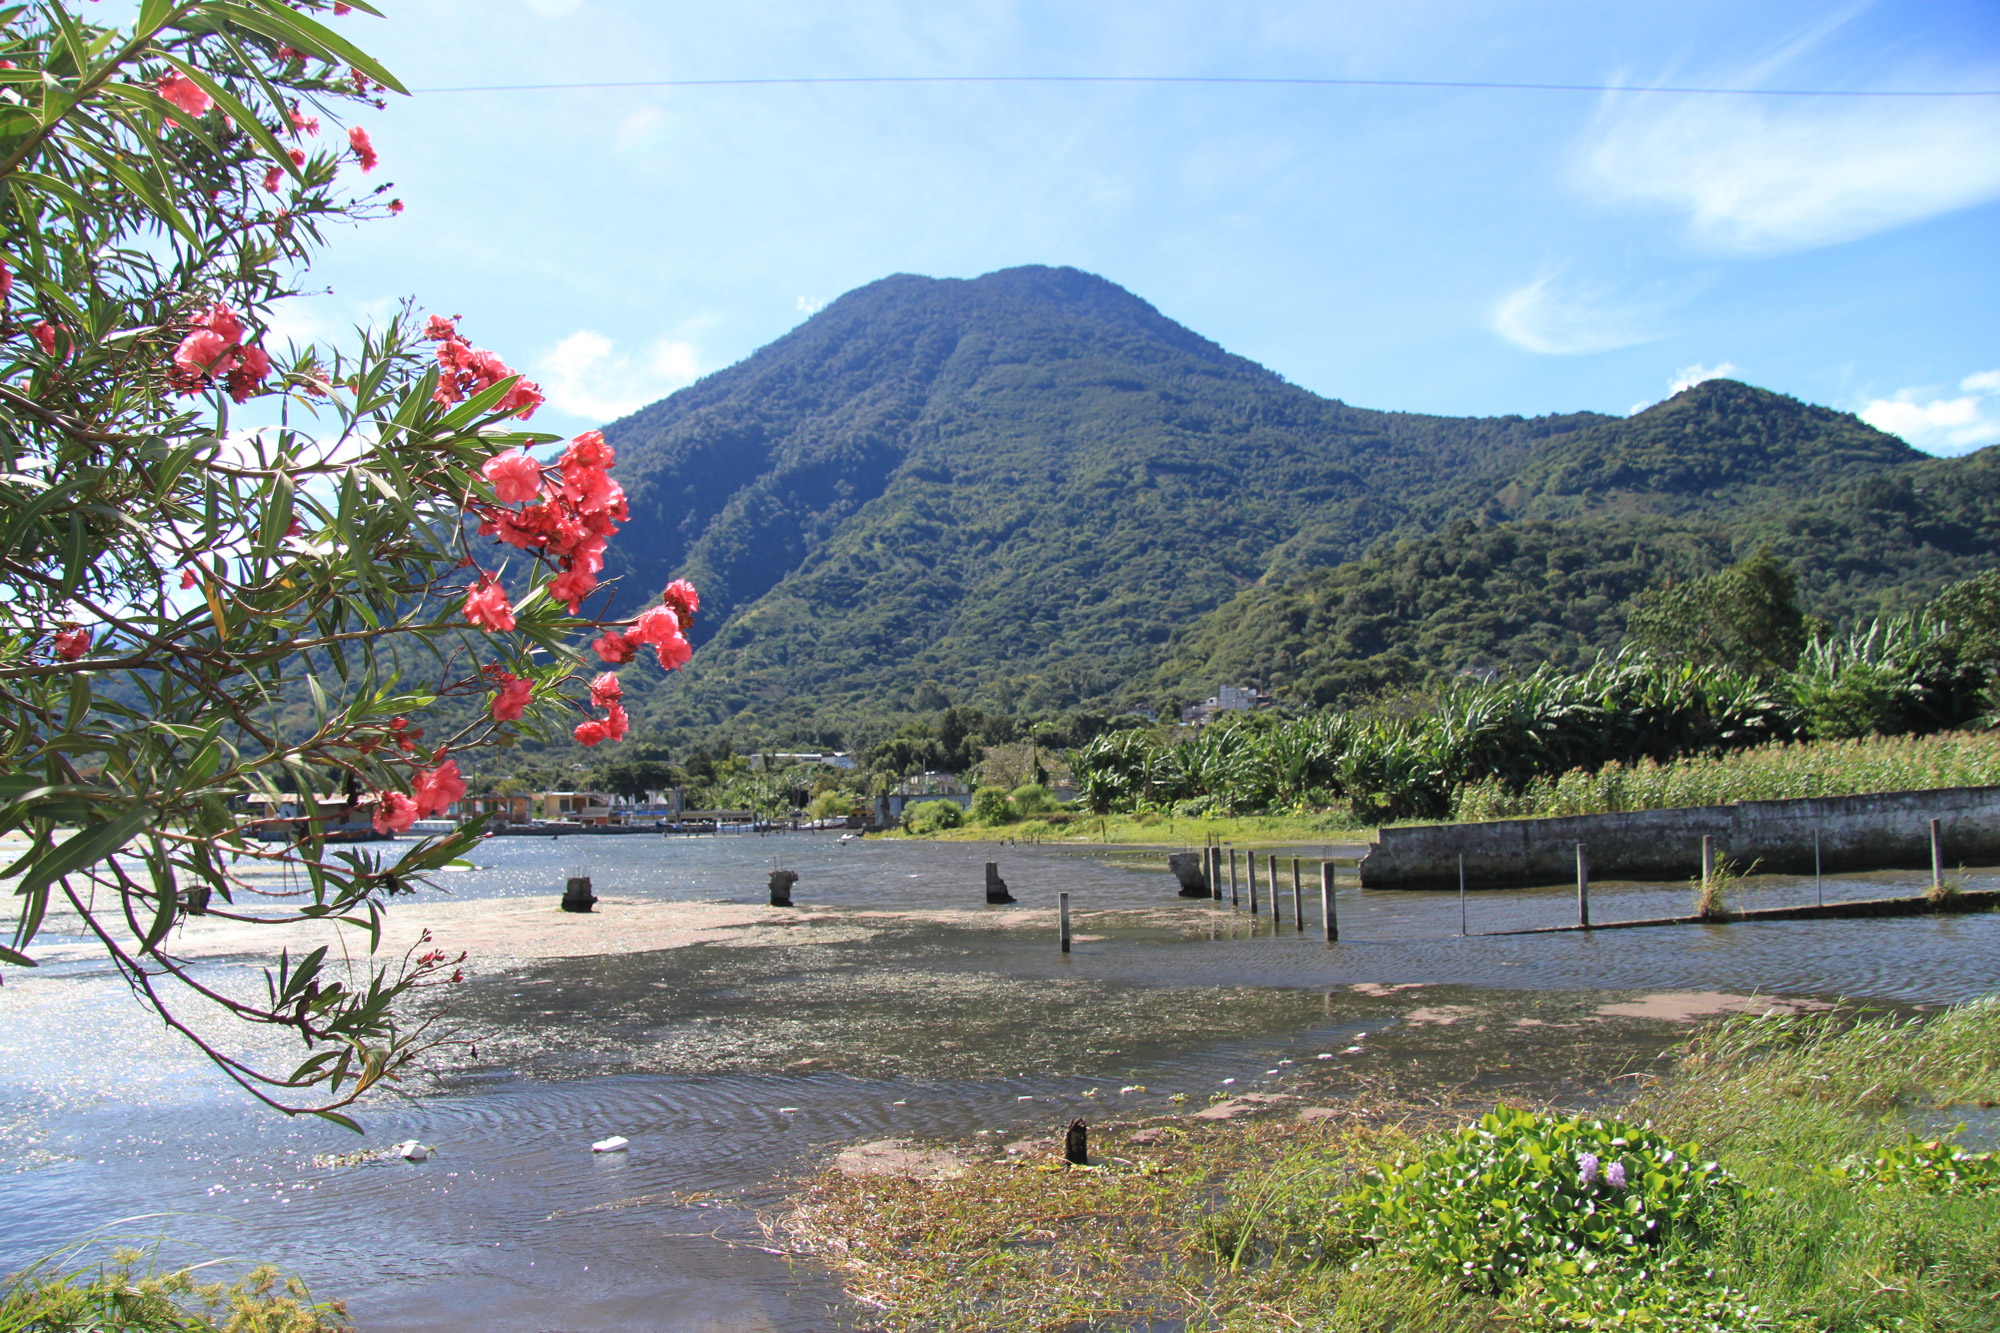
796,296 -> 825,316
1669,361 -> 1739,394
1492,272 -> 1675,356
536,330 -> 701,423
1859,369 -> 2000,456
1573,89 -> 2000,255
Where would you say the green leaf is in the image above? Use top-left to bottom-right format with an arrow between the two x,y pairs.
0,944 -> 37,968
221,0 -> 409,94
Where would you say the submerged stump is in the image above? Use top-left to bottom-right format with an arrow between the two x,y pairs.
1064,1117 -> 1088,1166
1168,851 -> 1210,898
561,876 -> 597,913
985,862 -> 1016,905
768,868 -> 799,906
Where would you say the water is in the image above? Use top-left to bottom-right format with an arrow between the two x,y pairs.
4,831 -> 1998,1329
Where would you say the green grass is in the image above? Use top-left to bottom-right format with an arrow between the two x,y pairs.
878,807 -> 1372,849
779,998 -> 2000,1330
0,1237 -> 350,1332
1453,729 -> 2000,822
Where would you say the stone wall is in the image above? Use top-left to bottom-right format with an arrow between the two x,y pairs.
1357,785 -> 2000,891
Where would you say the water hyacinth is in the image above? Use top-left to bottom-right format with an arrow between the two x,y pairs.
1578,1152 -> 1600,1187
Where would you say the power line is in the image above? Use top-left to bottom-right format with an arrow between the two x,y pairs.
409,73 -> 2000,98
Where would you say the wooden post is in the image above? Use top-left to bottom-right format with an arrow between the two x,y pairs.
1321,861 -> 1338,942
1701,835 -> 1715,893
1268,854 -> 1281,926
1248,853 -> 1259,916
1059,891 -> 1071,953
1210,845 -> 1222,901
1814,828 -> 1822,908
1229,848 -> 1239,908
1576,844 -> 1590,929
1458,853 -> 1467,937
1292,857 -> 1303,933
1931,818 -> 1943,894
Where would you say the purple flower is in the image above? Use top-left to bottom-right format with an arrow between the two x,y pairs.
1578,1153 -> 1600,1187
1606,1161 -> 1627,1189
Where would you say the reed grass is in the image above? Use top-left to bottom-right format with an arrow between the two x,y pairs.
1453,729 -> 2000,822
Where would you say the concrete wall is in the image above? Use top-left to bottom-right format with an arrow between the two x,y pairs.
1357,785 -> 2000,891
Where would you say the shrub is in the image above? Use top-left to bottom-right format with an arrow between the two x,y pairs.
901,799 -> 965,834
970,785 -> 1017,824
1009,783 -> 1059,814
1339,1109 -> 1735,1294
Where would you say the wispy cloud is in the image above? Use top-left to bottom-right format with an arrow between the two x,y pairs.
1492,272 -> 1677,356
1572,81 -> 2000,254
1859,370 -> 2000,456
536,330 -> 701,424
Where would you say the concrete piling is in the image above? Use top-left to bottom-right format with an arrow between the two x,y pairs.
1059,891 -> 1071,953
1701,835 -> 1715,893
1932,818 -> 1944,893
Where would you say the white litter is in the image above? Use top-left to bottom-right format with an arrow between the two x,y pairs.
1221,1078 -> 1236,1085
1343,1045 -> 1364,1054
776,1107 -> 801,1114
591,1136 -> 629,1153
1017,1095 -> 1034,1101
1316,1052 -> 1334,1060
1119,1085 -> 1147,1094
394,1140 -> 427,1162
1277,1059 -> 1294,1066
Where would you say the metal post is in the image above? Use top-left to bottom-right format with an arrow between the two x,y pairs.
1576,843 -> 1590,929
1229,849 -> 1239,908
1931,818 -> 1943,894
1059,891 -> 1071,954
1320,861 -> 1337,942
1814,828 -> 1822,908
1292,857 -> 1303,933
1459,853 -> 1467,937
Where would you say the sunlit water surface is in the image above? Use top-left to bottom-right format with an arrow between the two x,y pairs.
4,831 -> 1997,1330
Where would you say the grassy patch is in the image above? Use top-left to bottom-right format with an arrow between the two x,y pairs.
778,998 -> 2000,1330
0,1240 -> 350,1332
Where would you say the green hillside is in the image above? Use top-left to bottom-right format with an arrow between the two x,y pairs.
583,264 -> 1976,745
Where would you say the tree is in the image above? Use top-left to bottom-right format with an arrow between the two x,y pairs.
0,2 -> 699,1126
1626,547 -> 1809,676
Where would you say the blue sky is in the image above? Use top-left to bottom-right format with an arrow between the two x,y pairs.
286,0 -> 2000,453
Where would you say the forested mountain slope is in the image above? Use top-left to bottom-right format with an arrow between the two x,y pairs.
587,264 -> 1966,739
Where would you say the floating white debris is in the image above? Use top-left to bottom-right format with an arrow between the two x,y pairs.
892,1100 -> 907,1106
1316,1053 -> 1334,1060
1266,1069 -> 1280,1075
591,1136 -> 628,1154
1221,1078 -> 1236,1085
1277,1059 -> 1294,1066
1016,1095 -> 1035,1102
1343,1046 -> 1364,1054
1119,1085 -> 1146,1094
394,1140 -> 428,1162
777,1107 -> 801,1114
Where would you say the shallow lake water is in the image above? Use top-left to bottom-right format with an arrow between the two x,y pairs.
4,831 -> 1998,1330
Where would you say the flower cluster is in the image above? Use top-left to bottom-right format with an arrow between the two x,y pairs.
373,755 -> 465,834
52,626 -> 89,661
573,671 -> 629,747
424,315 -> 542,418
168,303 -> 272,403
594,578 -> 697,671
156,72 -> 212,124
470,430 -> 626,615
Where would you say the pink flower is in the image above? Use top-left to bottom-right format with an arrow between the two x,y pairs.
463,577 -> 516,632
626,605 -> 681,647
348,124 -> 377,172
53,627 -> 89,661
602,701 -> 630,740
593,630 -> 637,664
389,198 -> 404,214
372,790 -> 419,835
157,73 -> 213,119
334,2 -> 352,13
589,673 -> 622,707
654,632 -> 692,672
288,147 -> 305,167
413,758 -> 466,819
289,109 -> 320,136
0,258 -> 12,300
31,322 -> 57,358
661,578 -> 700,624
490,672 -> 533,721
481,449 -> 542,504
573,719 -> 609,747
225,344 -> 272,403
196,303 -> 243,341
173,327 -> 233,375
548,563 -> 597,613
180,568 -> 197,590
565,430 -> 614,470
263,164 -> 283,191
424,314 -> 457,341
